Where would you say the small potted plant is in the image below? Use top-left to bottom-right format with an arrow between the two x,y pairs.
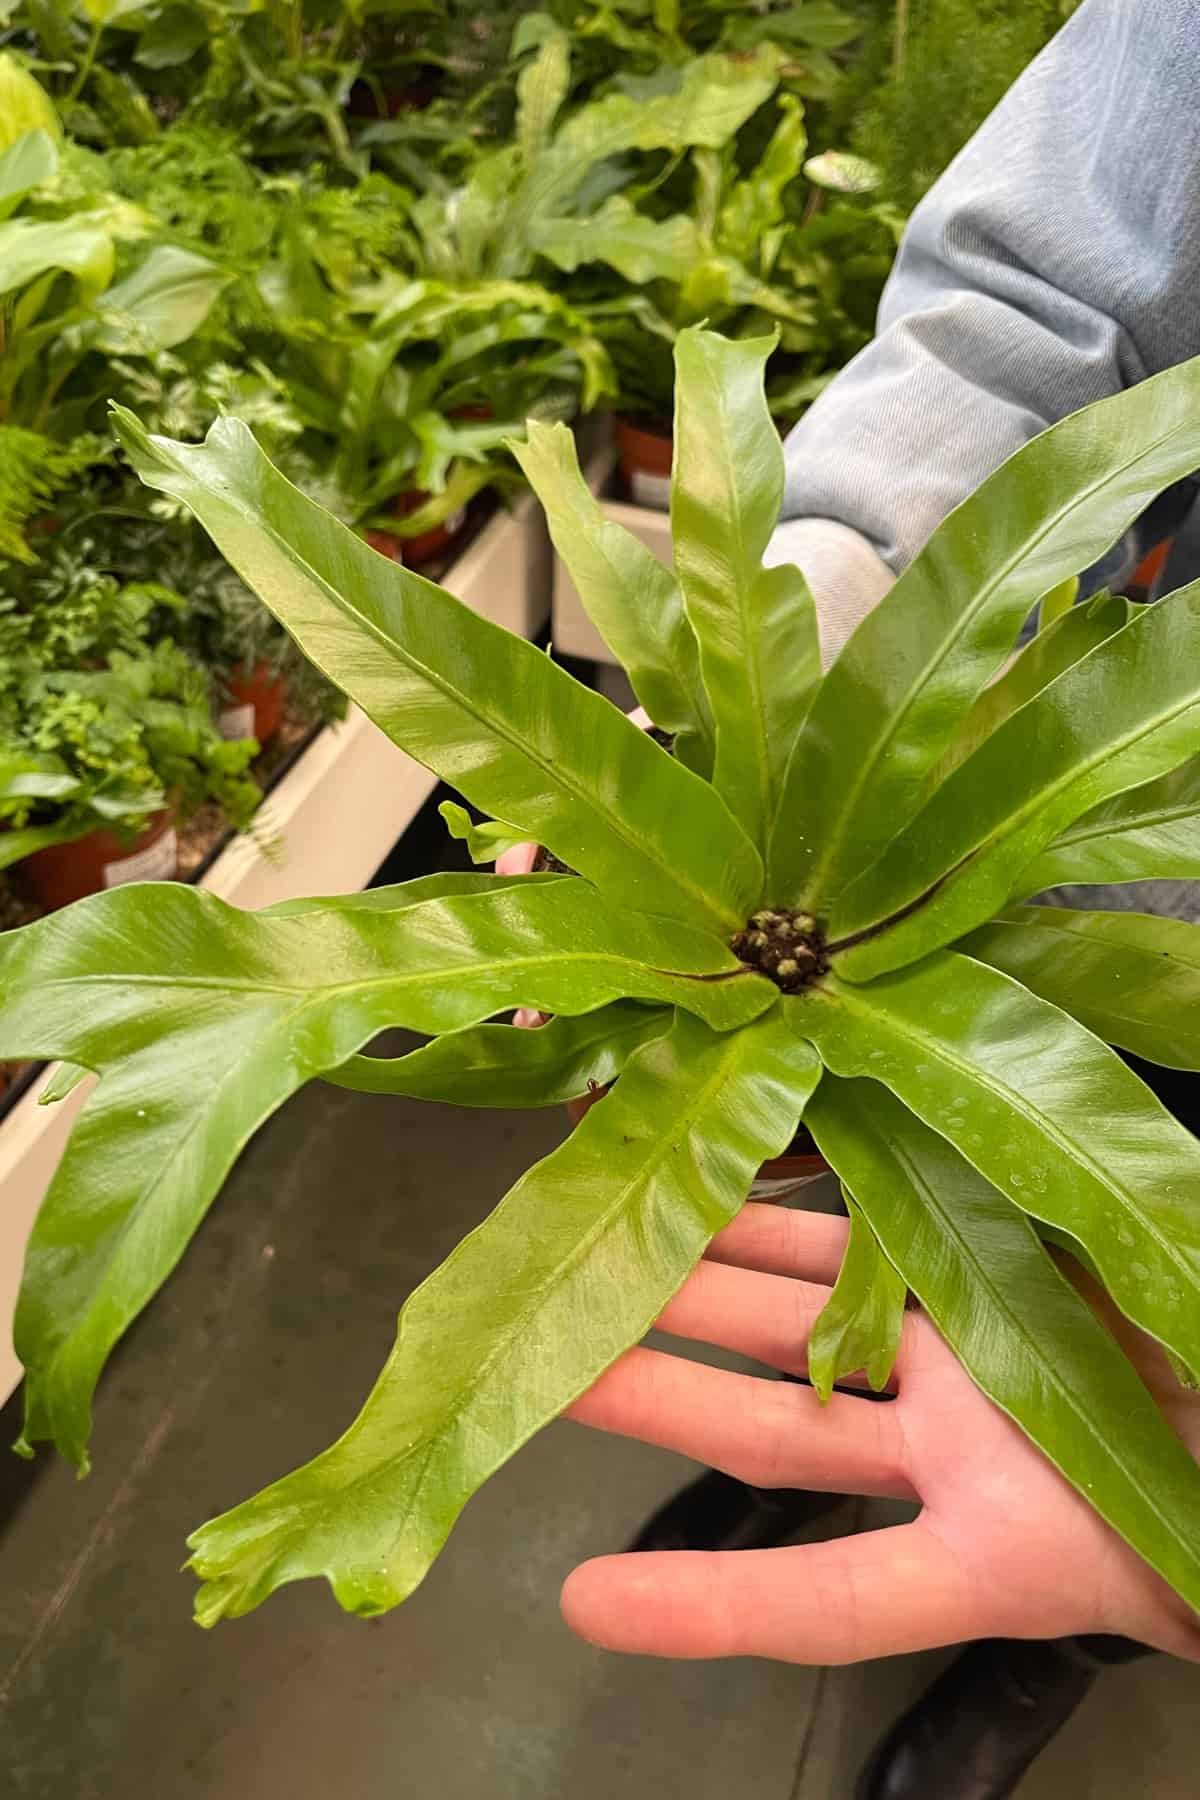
263,262 -> 611,565
0,540 -> 262,906
5,326 -> 1200,1638
534,101 -> 899,504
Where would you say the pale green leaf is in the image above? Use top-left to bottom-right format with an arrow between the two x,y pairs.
325,1003 -> 672,1105
1037,575 -> 1079,633
789,953 -> 1200,1378
38,1061 -> 88,1106
0,57 -> 60,155
963,907 -> 1200,1071
530,197 -> 702,284
516,28 -> 571,162
806,1077 -> 1200,1619
509,420 -> 710,747
3,880 -> 775,1464
0,128 -> 57,220
438,800 -> 528,865
259,872 -> 546,919
186,1010 -> 821,1623
110,408 -> 763,932
93,245 -> 230,352
935,591 -> 1131,781
503,48 -> 782,267
807,1192 -> 905,1400
1020,757 -> 1200,892
671,327 -> 820,855
719,96 -> 807,266
0,215 -> 114,301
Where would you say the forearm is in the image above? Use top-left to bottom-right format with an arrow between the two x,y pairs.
772,0 -> 1200,647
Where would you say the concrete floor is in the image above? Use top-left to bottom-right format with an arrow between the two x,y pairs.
2,998 -> 1199,1794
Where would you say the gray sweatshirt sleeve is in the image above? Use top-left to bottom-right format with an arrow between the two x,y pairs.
769,0 -> 1200,664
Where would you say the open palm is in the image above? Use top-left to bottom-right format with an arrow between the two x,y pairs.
563,1203 -> 1200,1666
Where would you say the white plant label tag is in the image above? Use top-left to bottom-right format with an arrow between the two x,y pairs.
103,828 -> 178,888
217,702 -> 256,741
630,470 -> 672,510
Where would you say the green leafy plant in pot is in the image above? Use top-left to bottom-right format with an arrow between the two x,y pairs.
4,327 -> 1200,1631
0,541 -> 262,902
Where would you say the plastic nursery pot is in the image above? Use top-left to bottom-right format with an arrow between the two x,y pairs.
21,809 -> 178,911
615,415 -> 673,511
218,662 -> 286,747
565,1084 -> 829,1202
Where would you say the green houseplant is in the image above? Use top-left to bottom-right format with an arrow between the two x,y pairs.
5,327 -> 1200,1628
0,538 -> 261,888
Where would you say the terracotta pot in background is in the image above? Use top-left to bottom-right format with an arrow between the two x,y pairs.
384,489 -> 468,566
615,415 -> 673,511
22,809 -> 177,910
366,527 -> 406,564
1129,536 -> 1174,601
218,662 -> 286,746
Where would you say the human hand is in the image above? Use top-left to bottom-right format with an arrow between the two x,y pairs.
561,1202 -> 1200,1665
495,841 -> 542,1029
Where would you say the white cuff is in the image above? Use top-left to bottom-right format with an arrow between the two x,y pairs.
764,517 -> 895,669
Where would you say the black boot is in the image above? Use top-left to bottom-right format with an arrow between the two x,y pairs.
855,1635 -> 1148,1800
628,1468 -> 844,1553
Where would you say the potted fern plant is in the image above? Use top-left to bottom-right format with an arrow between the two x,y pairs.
4,326 -> 1200,1636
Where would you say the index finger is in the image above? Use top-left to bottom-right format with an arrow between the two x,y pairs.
707,1202 -> 849,1287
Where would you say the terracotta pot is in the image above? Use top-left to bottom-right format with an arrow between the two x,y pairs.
366,527 -> 406,564
218,662 -> 286,746
615,415 -> 673,511
1130,536 -> 1174,598
22,809 -> 177,910
385,489 -> 468,566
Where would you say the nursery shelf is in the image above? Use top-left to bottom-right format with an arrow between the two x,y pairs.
0,495 -> 550,1405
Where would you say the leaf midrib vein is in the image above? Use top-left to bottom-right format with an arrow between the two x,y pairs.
678,357 -> 771,842
834,978 -> 1198,1299
241,1029 -> 758,1586
213,474 -> 738,928
861,685 -> 1200,935
1050,793 -> 1200,850
985,915 -> 1200,975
